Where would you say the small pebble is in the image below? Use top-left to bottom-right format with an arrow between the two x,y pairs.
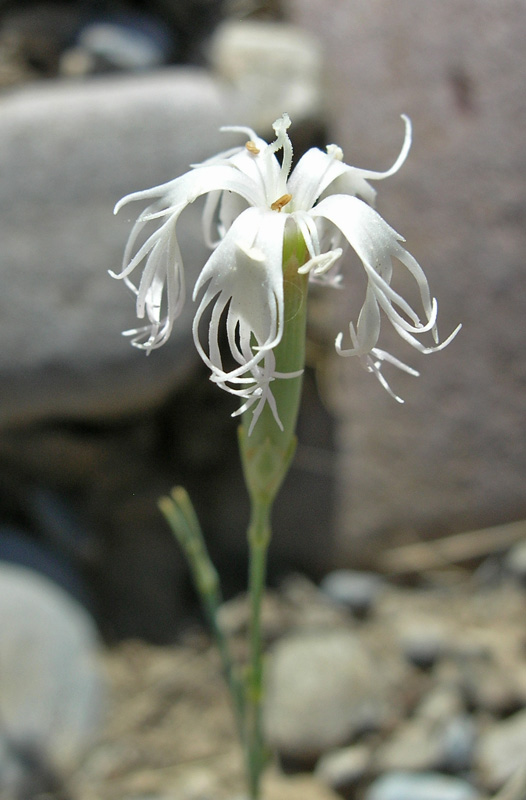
365,771 -> 479,800
375,716 -> 444,773
505,540 -> 526,585
475,707 -> 526,790
400,625 -> 447,669
441,715 -> 477,773
315,744 -> 371,792
320,570 -> 384,617
71,14 -> 173,73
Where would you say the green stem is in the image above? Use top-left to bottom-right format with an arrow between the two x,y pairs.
159,488 -> 246,743
238,230 -> 310,799
246,500 -> 271,800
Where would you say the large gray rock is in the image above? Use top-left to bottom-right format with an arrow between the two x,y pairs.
0,29 -> 325,431
290,0 -> 526,558
0,68 -> 238,426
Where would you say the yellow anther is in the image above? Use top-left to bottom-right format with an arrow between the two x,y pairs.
245,141 -> 260,155
270,193 -> 292,212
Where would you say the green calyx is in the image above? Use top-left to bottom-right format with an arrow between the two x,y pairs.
239,228 -> 309,508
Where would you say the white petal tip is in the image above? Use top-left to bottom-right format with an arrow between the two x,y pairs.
426,322 -> 462,354
400,114 -> 412,143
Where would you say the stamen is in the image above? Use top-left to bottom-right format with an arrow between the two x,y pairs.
271,193 -> 292,212
245,141 -> 260,155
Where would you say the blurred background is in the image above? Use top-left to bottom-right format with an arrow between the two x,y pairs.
1,1 -> 525,798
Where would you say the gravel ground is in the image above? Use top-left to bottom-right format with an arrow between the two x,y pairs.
65,570 -> 526,800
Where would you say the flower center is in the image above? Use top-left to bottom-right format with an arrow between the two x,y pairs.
270,193 -> 292,212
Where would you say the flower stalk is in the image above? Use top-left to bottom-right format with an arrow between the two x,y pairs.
239,231 -> 310,798
158,488 -> 246,743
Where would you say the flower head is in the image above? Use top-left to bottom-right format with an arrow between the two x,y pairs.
113,114 -> 460,430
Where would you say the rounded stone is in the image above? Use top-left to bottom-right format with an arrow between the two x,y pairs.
264,629 -> 387,761
0,68 -> 237,427
475,708 -> 526,790
320,570 -> 385,616
0,563 -> 104,786
365,771 -> 478,800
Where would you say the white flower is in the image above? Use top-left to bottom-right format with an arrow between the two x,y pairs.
112,114 -> 460,429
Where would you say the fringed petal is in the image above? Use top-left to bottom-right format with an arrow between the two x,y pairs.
192,207 -> 287,385
335,286 -> 382,357
289,146 -> 349,211
312,194 -> 439,334
114,163 -> 264,218
362,348 -> 418,404
314,192 -> 460,400
355,115 -> 412,181
301,115 -> 411,211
